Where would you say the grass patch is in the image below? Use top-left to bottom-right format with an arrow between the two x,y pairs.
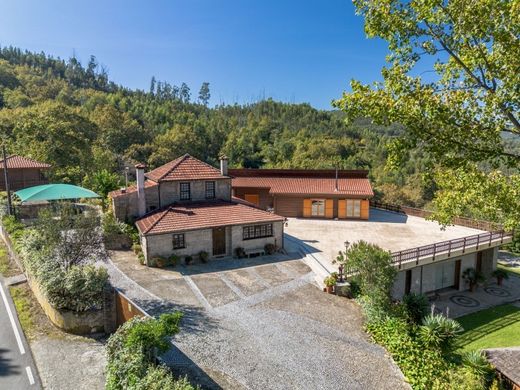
9,284 -> 36,337
455,304 -> 520,352
0,245 -> 21,277
497,263 -> 520,277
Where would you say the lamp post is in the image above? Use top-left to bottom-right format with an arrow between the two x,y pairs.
338,240 -> 350,283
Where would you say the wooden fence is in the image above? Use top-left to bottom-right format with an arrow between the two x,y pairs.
369,200 -> 502,231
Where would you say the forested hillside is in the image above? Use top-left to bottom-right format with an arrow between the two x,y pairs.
0,46 -> 434,206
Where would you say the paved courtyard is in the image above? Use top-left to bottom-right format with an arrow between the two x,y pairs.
108,250 -> 407,389
284,208 -> 483,272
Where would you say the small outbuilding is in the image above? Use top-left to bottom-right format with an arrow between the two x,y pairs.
230,168 -> 374,219
0,155 -> 51,191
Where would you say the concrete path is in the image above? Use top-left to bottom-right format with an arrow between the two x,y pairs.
105,250 -> 408,390
0,277 -> 41,390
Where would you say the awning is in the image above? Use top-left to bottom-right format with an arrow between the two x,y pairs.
14,184 -> 100,203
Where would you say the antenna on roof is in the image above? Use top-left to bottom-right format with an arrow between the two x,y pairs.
335,166 -> 338,192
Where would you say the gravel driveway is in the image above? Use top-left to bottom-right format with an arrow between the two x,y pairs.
107,250 -> 407,389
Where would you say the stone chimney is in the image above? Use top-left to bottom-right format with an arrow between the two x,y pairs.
135,163 -> 146,217
220,155 -> 228,176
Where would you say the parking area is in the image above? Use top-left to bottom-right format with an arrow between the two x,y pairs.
284,208 -> 484,271
108,250 -> 407,389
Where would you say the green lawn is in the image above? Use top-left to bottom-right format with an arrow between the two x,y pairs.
455,304 -> 520,352
498,262 -> 520,277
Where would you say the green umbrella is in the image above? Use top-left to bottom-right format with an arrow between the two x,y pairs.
15,184 -> 100,203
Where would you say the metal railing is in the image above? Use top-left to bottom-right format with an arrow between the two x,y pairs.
369,200 -> 501,231
391,230 -> 514,269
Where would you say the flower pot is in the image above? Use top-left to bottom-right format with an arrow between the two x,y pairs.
326,285 -> 334,294
469,283 -> 477,292
497,276 -> 503,286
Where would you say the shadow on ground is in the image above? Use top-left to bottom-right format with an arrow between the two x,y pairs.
0,348 -> 20,377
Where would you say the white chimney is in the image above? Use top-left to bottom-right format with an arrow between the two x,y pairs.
220,155 -> 228,176
136,163 -> 146,217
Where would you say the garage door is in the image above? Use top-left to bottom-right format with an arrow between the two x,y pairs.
275,196 -> 303,217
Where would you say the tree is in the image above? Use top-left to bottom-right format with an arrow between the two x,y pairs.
149,76 -> 156,95
198,82 -> 210,106
179,82 -> 190,103
334,0 -> 520,228
83,169 -> 122,210
337,241 -> 396,310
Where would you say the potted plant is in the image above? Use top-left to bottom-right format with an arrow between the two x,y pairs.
264,243 -> 276,255
198,250 -> 209,263
492,269 -> 509,286
462,267 -> 485,292
184,255 -> 193,265
154,257 -> 166,268
324,276 -> 337,294
168,254 -> 178,267
235,247 -> 245,259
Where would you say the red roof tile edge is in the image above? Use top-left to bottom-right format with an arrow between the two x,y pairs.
136,200 -> 284,235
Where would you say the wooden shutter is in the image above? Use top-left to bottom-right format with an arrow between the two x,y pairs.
244,194 -> 260,206
360,199 -> 370,220
325,199 -> 334,218
338,199 -> 346,219
303,199 -> 312,217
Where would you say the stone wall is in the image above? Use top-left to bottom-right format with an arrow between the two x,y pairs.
27,275 -> 107,335
159,178 -> 231,205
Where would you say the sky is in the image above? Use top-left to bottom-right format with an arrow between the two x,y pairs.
0,0 -> 390,109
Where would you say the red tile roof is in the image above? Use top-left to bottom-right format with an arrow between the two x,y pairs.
109,179 -> 158,198
146,154 -> 225,182
136,200 -> 284,235
0,155 -> 51,169
231,176 -> 374,197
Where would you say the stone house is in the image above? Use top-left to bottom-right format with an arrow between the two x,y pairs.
109,154 -> 285,264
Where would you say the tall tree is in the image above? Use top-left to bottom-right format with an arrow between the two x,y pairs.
334,0 -> 520,229
180,82 -> 191,103
198,82 -> 211,106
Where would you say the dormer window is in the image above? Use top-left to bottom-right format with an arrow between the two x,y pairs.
180,182 -> 191,200
205,181 -> 216,199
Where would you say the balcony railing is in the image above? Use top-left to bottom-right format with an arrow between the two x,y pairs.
369,200 -> 501,232
391,230 -> 514,269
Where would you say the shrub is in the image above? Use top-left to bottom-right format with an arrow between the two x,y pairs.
264,243 -> 276,255
235,247 -> 245,258
168,254 -> 178,267
492,268 -> 509,280
461,350 -> 494,383
132,243 -> 142,255
341,241 -> 396,311
403,293 -> 429,324
153,257 -> 167,268
324,275 -> 337,287
198,251 -> 209,263
348,279 -> 361,298
2,214 -> 24,235
105,313 -> 195,390
366,316 -> 450,388
135,366 -> 194,390
137,253 -> 145,265
419,314 -> 463,353
184,255 -> 193,265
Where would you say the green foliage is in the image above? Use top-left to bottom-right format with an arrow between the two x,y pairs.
341,241 -> 396,311
461,351 -> 494,384
168,254 -> 178,267
462,268 -> 486,288
0,47 -> 436,209
198,251 -> 208,263
264,243 -> 276,255
135,366 -> 194,390
105,313 -> 194,390
403,293 -> 429,324
184,255 -> 193,265
83,169 -> 121,200
323,276 -> 337,287
419,314 -> 463,353
334,0 -> 520,229
491,269 -> 509,280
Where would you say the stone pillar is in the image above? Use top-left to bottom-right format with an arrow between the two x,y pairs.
220,155 -> 228,176
103,284 -> 117,334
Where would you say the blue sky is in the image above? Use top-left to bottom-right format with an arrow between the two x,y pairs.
0,0 -> 389,109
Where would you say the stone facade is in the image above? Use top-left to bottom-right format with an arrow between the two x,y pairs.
111,178 -> 232,222
142,220 -> 284,264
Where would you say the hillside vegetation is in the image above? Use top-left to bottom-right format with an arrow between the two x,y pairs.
0,46 -> 436,207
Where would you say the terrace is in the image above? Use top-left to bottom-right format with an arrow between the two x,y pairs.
284,208 -> 511,274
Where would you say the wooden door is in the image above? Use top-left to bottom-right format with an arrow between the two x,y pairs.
212,227 -> 226,256
476,251 -> 483,273
454,260 -> 461,289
